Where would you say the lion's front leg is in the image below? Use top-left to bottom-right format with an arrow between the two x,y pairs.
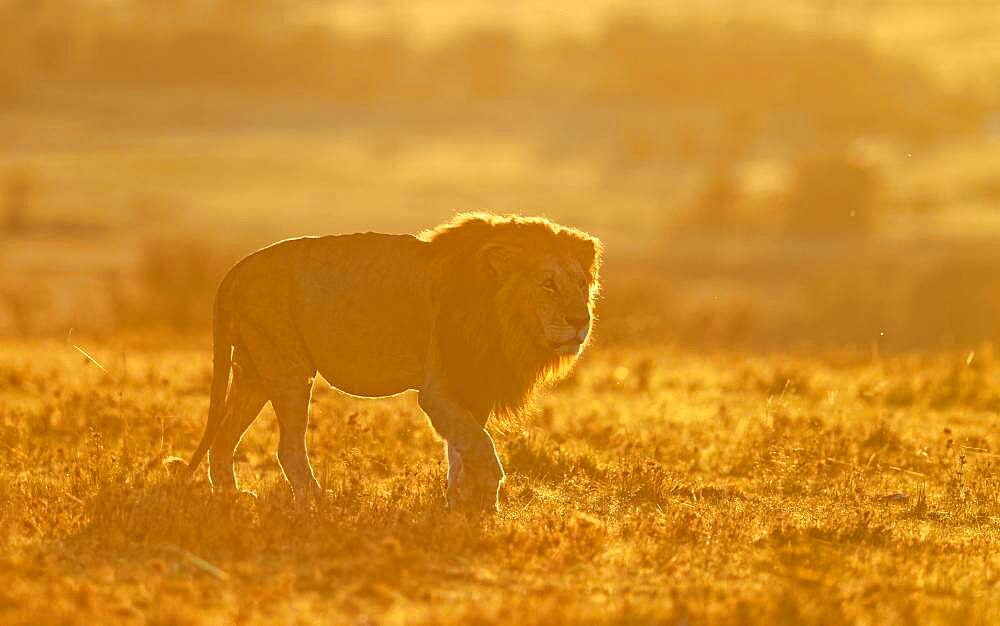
446,442 -> 464,500
419,388 -> 505,512
446,435 -> 505,512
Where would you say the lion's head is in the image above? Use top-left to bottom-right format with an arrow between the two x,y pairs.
425,213 -> 602,421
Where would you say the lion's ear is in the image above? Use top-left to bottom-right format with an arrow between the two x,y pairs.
568,235 -> 602,278
480,242 -> 519,279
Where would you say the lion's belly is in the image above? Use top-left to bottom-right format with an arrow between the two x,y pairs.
293,233 -> 434,398
313,338 -> 427,398
310,326 -> 429,397
318,368 -> 420,398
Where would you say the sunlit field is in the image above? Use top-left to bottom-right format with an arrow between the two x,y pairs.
3,0 -> 1000,624
3,339 -> 1000,624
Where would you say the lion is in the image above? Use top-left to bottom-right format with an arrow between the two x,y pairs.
184,212 -> 602,511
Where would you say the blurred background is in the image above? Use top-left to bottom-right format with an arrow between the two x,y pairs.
1,0 -> 999,351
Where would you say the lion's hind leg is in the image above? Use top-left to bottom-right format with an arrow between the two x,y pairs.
238,321 -> 321,502
208,348 -> 268,494
271,378 -> 322,501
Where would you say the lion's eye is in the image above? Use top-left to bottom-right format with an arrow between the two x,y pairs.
542,278 -> 558,293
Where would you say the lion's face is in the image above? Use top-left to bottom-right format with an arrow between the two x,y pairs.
520,253 -> 594,357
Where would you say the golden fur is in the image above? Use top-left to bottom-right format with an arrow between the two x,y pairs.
184,212 -> 602,508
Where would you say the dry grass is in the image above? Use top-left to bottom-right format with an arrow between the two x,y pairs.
2,338 -> 999,624
2,2 -> 1000,623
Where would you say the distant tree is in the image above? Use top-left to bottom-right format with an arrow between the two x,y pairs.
675,172 -> 748,236
2,171 -> 34,234
783,154 -> 881,237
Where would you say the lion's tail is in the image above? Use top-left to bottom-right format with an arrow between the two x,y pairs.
184,289 -> 234,476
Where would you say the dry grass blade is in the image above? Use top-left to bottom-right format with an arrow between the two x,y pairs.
162,545 -> 229,581
67,329 -> 117,382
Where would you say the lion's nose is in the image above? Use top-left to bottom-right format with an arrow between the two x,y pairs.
567,314 -> 590,334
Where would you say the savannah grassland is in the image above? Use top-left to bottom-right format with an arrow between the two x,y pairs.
3,340 -> 1000,624
3,1 -> 1000,625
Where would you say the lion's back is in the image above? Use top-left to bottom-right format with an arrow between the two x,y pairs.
220,232 -> 435,396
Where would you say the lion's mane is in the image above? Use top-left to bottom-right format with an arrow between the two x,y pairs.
422,213 -> 602,421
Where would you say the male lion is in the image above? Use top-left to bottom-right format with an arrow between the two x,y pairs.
184,213 -> 602,511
